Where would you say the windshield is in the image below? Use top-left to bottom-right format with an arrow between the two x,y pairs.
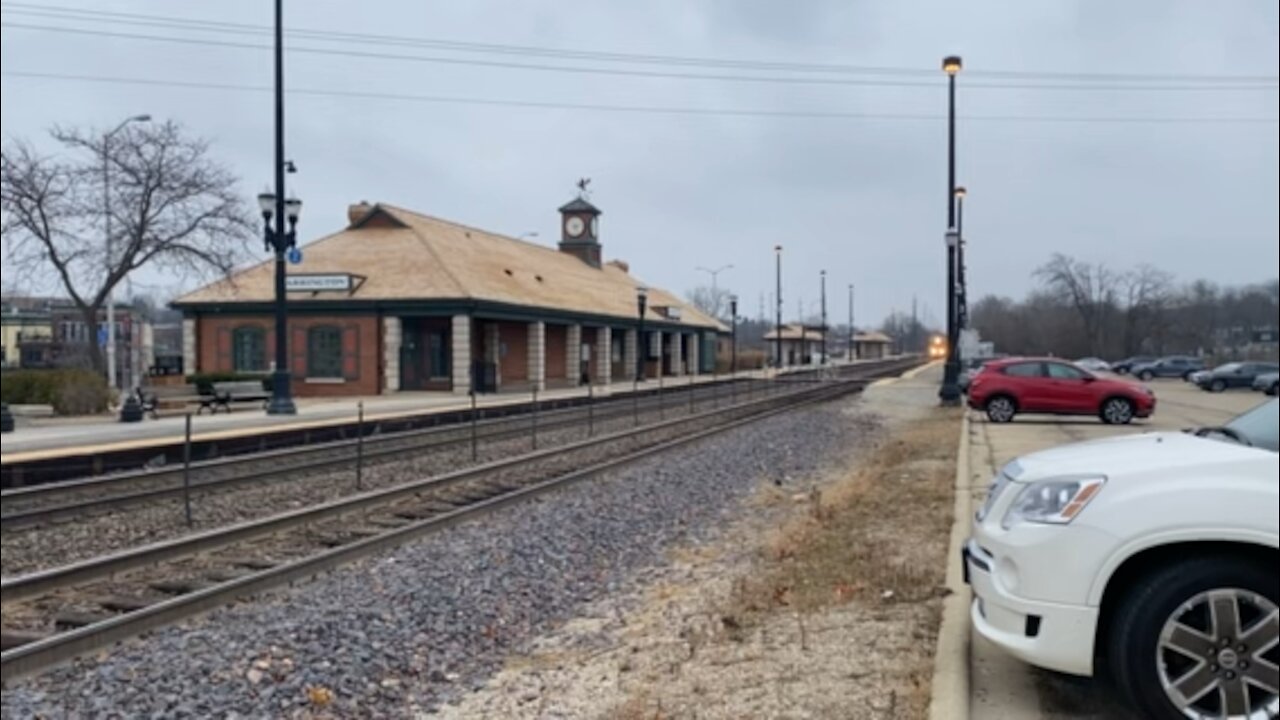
1216,362 -> 1243,373
1223,399 -> 1280,452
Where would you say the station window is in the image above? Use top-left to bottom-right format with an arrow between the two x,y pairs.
232,326 -> 266,372
307,325 -> 343,379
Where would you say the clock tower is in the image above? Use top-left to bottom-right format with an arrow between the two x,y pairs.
558,187 -> 602,268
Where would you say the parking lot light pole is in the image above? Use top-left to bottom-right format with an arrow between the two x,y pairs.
955,186 -> 968,329
939,54 -> 964,406
847,283 -> 855,362
636,285 -> 648,382
820,270 -> 828,365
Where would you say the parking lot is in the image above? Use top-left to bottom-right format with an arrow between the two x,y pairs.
966,377 -> 1271,719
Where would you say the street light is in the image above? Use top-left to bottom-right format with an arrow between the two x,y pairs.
939,54 -> 964,405
636,285 -> 648,382
103,113 -> 151,392
261,0 -> 300,415
774,246 -> 783,369
955,186 -> 968,330
695,264 -> 733,318
847,283 -> 855,362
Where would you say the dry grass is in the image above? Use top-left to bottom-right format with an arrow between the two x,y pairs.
734,412 -> 958,617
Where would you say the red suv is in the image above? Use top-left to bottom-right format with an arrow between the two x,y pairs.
967,357 -> 1156,424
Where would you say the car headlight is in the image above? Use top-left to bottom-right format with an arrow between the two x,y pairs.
1001,476 -> 1106,529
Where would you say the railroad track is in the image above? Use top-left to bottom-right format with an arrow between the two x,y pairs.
1,376 -> 768,529
0,360 -> 917,682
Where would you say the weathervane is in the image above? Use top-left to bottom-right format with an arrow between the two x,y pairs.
576,177 -> 592,198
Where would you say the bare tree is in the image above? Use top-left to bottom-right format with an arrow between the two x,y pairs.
1034,254 -> 1119,355
686,284 -> 734,320
1,121 -> 251,373
1119,264 -> 1173,355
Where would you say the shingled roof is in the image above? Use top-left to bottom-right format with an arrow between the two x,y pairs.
176,203 -> 726,332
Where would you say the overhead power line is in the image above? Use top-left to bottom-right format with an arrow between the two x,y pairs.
4,70 -> 1277,124
2,3 -> 1277,87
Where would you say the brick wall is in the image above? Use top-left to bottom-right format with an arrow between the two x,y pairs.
196,313 -> 380,397
545,324 -> 568,380
497,321 -> 529,382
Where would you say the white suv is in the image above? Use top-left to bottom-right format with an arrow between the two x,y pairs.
966,398 -> 1279,719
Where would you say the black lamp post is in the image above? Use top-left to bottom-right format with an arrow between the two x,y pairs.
774,245 -> 783,369
260,0 -> 299,416
636,285 -> 648,382
258,192 -> 301,415
955,186 -> 968,330
729,294 -> 739,377
939,54 -> 964,405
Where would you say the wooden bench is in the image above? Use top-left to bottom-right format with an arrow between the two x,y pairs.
136,385 -> 213,419
207,381 -> 271,414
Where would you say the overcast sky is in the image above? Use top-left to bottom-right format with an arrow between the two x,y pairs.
2,0 -> 1277,328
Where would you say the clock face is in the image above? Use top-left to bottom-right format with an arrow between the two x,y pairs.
565,216 -> 586,238
590,216 -> 599,238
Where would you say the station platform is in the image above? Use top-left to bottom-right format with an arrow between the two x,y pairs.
0,367 -> 790,464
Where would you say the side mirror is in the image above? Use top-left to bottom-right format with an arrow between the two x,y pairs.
1083,375 -> 1097,383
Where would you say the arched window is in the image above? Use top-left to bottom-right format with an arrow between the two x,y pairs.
307,325 -> 343,379
232,326 -> 266,372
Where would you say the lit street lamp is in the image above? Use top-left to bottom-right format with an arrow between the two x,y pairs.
939,54 -> 964,405
103,113 -> 151,393
636,285 -> 648,382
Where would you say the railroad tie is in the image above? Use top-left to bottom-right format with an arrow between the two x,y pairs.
226,557 -> 277,570
96,595 -> 153,613
55,611 -> 114,630
149,579 -> 209,595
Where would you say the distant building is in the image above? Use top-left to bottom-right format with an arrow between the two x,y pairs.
763,324 -> 826,366
851,331 -> 894,360
0,295 -> 150,387
1,298 -> 54,368
173,196 -> 727,395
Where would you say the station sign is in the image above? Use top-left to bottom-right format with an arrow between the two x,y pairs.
286,274 -> 354,292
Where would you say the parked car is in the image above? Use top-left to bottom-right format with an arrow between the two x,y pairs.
1075,357 -> 1111,373
1254,371 -> 1279,396
1130,355 -> 1204,381
1195,362 -> 1280,393
1110,356 -> 1154,375
967,357 -> 1156,425
966,398 -> 1279,720
1187,369 -> 1210,385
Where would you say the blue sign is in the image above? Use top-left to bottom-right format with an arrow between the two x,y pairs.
97,326 -> 109,347
287,247 -> 303,265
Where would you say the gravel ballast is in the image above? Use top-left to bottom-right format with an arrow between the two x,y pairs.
2,395 -> 881,718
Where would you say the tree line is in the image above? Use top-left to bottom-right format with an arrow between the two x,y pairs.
971,254 -> 1279,361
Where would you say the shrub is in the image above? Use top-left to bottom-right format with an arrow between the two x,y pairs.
0,369 -> 112,415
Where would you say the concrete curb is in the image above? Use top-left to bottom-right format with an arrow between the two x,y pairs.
929,411 -> 972,720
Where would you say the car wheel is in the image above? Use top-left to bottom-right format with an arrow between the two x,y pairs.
1268,382 -> 1278,397
1106,555 -> 1278,720
1100,397 -> 1135,425
1210,379 -> 1227,393
1139,370 -> 1155,381
985,396 -> 1017,423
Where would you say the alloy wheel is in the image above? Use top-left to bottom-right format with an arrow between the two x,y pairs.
1157,588 -> 1279,719
1103,398 -> 1134,424
986,397 -> 1015,423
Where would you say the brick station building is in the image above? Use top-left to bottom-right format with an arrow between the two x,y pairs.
173,196 -> 726,396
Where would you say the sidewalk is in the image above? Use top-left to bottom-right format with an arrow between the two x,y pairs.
1,361 -> 879,462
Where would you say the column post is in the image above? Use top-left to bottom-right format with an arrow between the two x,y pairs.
181,317 -> 197,378
451,314 -> 472,394
688,332 -> 701,376
566,324 -> 582,387
624,328 -> 639,381
383,316 -> 402,393
594,327 -> 612,387
671,332 -> 684,377
528,321 -> 546,392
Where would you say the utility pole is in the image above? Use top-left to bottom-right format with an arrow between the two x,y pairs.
847,283 -> 854,361
819,270 -> 827,365
774,246 -> 783,369
102,114 -> 151,390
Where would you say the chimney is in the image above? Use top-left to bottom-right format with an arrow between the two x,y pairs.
347,201 -> 372,226
606,259 -> 630,274
557,194 -> 602,268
